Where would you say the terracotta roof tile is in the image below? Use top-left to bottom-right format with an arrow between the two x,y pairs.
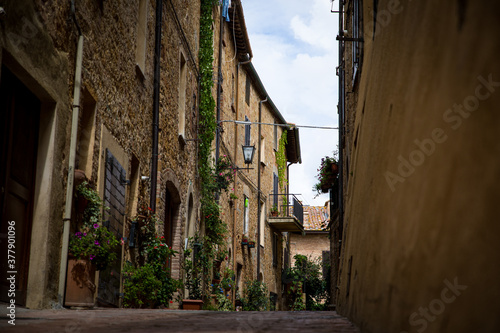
302,206 -> 329,231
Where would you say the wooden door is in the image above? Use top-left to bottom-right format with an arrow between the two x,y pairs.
0,66 -> 40,305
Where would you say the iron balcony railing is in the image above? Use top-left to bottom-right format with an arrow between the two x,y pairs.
268,193 -> 304,226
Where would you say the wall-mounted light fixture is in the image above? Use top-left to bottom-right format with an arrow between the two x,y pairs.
242,145 -> 255,165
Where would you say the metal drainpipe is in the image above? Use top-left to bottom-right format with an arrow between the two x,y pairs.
150,0 -> 163,212
256,97 -> 267,280
58,0 -> 83,305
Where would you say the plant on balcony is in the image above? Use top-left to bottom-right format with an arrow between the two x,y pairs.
68,182 -> 119,271
312,152 -> 339,197
270,204 -> 279,217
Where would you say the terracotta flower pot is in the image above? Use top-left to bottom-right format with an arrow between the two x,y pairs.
65,257 -> 96,307
331,163 -> 339,175
182,299 -> 203,310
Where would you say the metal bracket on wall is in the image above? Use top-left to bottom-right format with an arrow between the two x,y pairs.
336,36 -> 364,43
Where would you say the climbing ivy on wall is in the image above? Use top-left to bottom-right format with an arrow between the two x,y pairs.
197,0 -> 227,278
276,129 -> 288,193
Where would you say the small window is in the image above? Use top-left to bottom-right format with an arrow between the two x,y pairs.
260,135 -> 266,166
260,201 -> 266,246
273,173 -> 279,209
272,232 -> 279,267
178,52 -> 187,138
244,196 -> 249,235
244,116 -> 251,146
245,74 -> 251,105
231,74 -> 236,112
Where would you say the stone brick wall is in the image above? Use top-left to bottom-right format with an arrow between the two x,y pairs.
0,0 -> 201,308
290,233 -> 329,269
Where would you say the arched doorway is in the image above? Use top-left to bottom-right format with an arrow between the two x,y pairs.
164,181 -> 181,276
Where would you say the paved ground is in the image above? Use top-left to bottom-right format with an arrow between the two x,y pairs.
0,303 -> 360,333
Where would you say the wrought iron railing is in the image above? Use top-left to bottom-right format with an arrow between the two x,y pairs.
268,193 -> 304,226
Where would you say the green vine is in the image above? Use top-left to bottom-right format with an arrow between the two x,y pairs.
276,129 -> 288,193
196,0 -> 228,300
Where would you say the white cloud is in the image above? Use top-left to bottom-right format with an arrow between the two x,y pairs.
241,0 -> 339,206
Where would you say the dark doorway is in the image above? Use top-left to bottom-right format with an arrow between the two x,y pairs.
0,66 -> 41,305
164,191 -> 175,271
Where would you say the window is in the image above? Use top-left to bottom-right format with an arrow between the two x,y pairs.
260,201 -> 266,246
272,232 -> 279,267
260,135 -> 266,165
352,0 -> 363,86
178,52 -> 187,139
273,173 -> 279,209
245,74 -> 250,105
231,73 -> 235,112
243,195 -> 249,235
244,116 -> 251,145
135,0 -> 148,75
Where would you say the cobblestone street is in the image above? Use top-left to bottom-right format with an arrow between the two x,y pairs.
1,304 -> 359,333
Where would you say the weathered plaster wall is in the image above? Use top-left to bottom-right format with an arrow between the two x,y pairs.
338,1 -> 500,332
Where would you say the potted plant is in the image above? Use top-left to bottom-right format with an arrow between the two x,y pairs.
241,235 -> 249,246
65,182 -> 119,307
270,204 -> 279,217
312,153 -> 339,197
248,240 -> 256,249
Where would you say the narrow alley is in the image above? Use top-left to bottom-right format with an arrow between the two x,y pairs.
1,0 -> 500,332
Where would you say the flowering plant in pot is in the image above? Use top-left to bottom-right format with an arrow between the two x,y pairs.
69,182 -> 119,271
270,204 -> 279,217
312,153 -> 339,197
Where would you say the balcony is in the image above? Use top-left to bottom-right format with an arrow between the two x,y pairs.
268,194 -> 304,233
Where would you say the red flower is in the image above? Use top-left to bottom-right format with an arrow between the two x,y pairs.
170,301 -> 173,303
154,246 -> 158,249
148,207 -> 153,211
160,236 -> 164,239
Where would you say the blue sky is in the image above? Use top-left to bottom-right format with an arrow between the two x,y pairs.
240,0 -> 340,206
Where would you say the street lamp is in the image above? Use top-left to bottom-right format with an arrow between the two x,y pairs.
242,145 -> 255,165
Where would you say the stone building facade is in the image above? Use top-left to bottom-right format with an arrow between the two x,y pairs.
335,0 -> 500,332
211,0 -> 302,310
0,0 -> 201,309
